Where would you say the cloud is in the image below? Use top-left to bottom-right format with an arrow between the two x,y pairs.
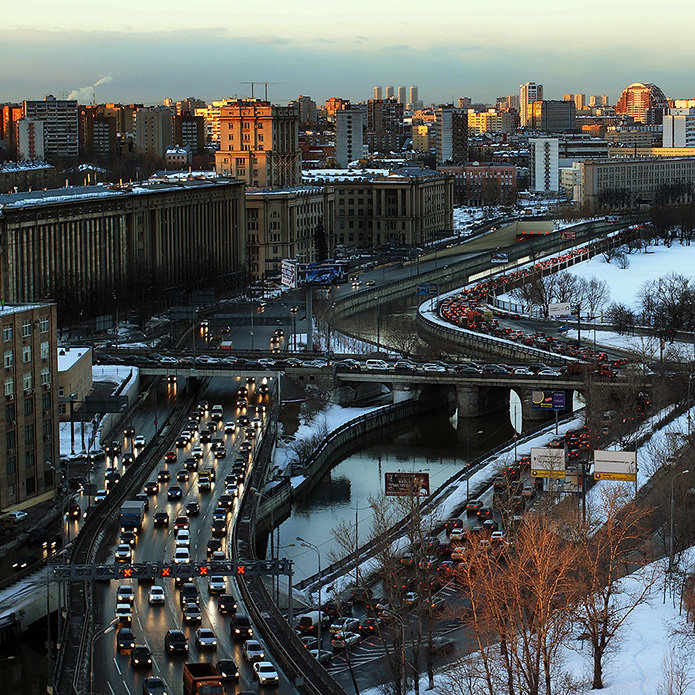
67,75 -> 113,101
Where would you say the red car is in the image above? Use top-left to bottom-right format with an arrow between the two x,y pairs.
164,451 -> 177,463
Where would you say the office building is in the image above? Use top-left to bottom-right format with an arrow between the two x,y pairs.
557,135 -> 608,159
134,107 -> 174,157
467,109 -> 516,134
530,100 -> 576,133
215,99 -> 300,187
439,163 -> 517,206
366,98 -> 405,153
303,166 -> 454,248
663,109 -> 695,148
434,108 -> 467,164
0,302 -> 59,511
385,86 -> 395,99
335,108 -> 364,168
78,105 -> 118,157
409,86 -> 420,109
173,113 -> 204,153
373,86 -> 383,100
397,87 -> 407,105
17,118 -> 45,160
294,96 -> 318,125
245,186 -> 335,280
520,82 -> 543,128
615,82 -> 668,124
0,179 -> 246,307
458,97 -> 472,110
23,96 -> 79,158
589,95 -> 609,108
529,137 -> 559,193
325,97 -> 351,120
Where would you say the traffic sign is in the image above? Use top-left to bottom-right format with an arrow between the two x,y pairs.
532,469 -> 566,479
416,283 -> 439,296
594,471 -> 636,482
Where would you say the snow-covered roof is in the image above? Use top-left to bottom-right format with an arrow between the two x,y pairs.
57,346 -> 90,373
0,160 -> 54,173
0,303 -> 45,316
302,166 -> 444,183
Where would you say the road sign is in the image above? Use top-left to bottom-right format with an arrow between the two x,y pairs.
416,283 -> 439,296
593,450 -> 637,482
171,305 -> 198,321
281,259 -> 297,289
548,302 -> 572,318
95,314 -> 112,331
561,230 -> 576,240
531,390 -> 566,411
531,447 -> 565,478
82,395 -> 128,415
385,472 -> 430,497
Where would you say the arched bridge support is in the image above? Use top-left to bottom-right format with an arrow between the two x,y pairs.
455,384 -> 508,421
517,387 -> 558,423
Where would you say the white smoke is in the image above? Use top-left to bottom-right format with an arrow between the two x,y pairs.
67,76 -> 113,103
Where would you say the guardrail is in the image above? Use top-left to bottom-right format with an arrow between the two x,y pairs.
232,405 -> 347,695
295,408 -> 583,592
54,383 -> 200,695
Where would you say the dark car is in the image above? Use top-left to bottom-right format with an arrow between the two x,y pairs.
122,453 -> 135,467
216,659 -> 240,681
186,501 -> 200,516
117,627 -> 135,654
134,493 -> 150,511
207,538 -> 223,556
167,486 -> 183,500
184,458 -> 199,472
211,519 -> 227,537
131,645 -> 152,668
144,481 -> 158,495
358,617 -> 384,635
176,469 -> 189,482
157,469 -> 171,483
153,511 -> 169,528
164,629 -> 189,655
218,594 -> 237,614
105,441 -> 122,456
230,614 -> 253,640
142,676 -> 167,695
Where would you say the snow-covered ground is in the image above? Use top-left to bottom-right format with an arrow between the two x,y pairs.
565,328 -> 694,360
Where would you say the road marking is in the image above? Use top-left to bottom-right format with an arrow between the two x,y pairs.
107,683 -> 116,695
113,657 -> 121,675
122,680 -> 132,695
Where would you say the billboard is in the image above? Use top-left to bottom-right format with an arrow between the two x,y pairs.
490,252 -> 509,264
531,447 -> 566,478
593,450 -> 637,482
297,261 -> 347,287
531,390 -> 566,411
416,283 -> 439,296
548,302 -> 572,318
82,395 -> 129,415
281,259 -> 297,289
385,472 -> 430,497
561,229 -> 576,240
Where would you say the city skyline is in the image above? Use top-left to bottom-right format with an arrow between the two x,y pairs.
2,1 -> 692,104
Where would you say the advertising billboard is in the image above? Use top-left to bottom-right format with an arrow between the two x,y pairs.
531,447 -> 566,478
281,259 -> 297,289
531,390 -> 566,411
490,252 -> 509,264
385,472 -> 430,497
548,302 -> 572,318
593,450 -> 637,482
297,261 -> 347,287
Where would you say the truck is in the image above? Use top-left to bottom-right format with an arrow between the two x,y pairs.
183,663 -> 223,695
119,500 -> 146,533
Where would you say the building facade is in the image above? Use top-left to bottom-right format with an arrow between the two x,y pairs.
520,82 -> 543,128
23,96 -> 79,158
325,97 -> 351,121
173,114 -> 204,153
56,346 -> 92,421
135,107 -> 174,158
335,109 -> 364,168
615,82 -> 668,124
366,99 -> 405,153
530,100 -> 576,133
245,186 -> 335,280
467,109 -> 516,134
529,138 -> 559,193
663,109 -> 695,148
439,163 -> 517,206
0,179 -> 246,308
0,161 -> 58,194
215,100 -> 301,187
78,105 -> 118,157
0,302 -> 59,511
434,108 -> 467,165
17,118 -> 45,160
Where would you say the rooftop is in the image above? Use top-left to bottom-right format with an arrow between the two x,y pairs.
0,302 -> 48,316
0,160 -> 54,173
57,346 -> 90,373
302,166 -> 444,183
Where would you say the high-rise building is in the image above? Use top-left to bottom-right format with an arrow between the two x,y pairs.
574,94 -> 586,111
373,86 -> 383,100
325,97 -> 351,120
366,98 -> 405,152
397,86 -> 407,104
385,86 -> 395,99
520,83 -> 543,128
194,99 -> 239,144
134,106 -> 174,157
215,99 -> 301,187
530,100 -> 576,133
615,83 -> 668,124
1,104 -> 23,155
173,113 -> 205,153
78,105 -> 117,157
467,109 -> 516,134
497,95 -> 520,112
0,302 -> 59,511
458,97 -> 472,110
23,95 -> 79,157
435,107 -> 467,165
17,118 -> 45,160
409,86 -> 419,106
335,108 -> 364,168
663,109 -> 695,147
295,96 -> 318,125
529,137 -> 559,193
412,123 -> 433,151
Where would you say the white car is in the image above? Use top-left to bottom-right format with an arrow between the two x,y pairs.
173,547 -> 190,564
134,435 -> 147,448
309,648 -> 333,664
329,617 -> 360,635
175,530 -> 191,548
449,528 -> 465,542
117,585 -> 134,604
196,628 -> 218,649
6,511 -> 28,522
211,551 -> 226,562
224,421 -> 236,434
208,576 -> 226,594
191,446 -> 204,460
225,483 -> 239,497
243,639 -> 265,662
331,631 -> 360,649
95,489 -> 107,504
421,363 -> 447,372
513,367 -> 534,375
253,661 -> 279,685
148,585 -> 165,605
115,603 -> 132,625
258,358 -> 275,367
115,544 -> 132,563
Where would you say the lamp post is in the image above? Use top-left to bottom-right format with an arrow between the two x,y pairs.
383,609 -> 407,695
669,469 -> 690,573
90,618 -> 118,695
465,429 -> 484,501
290,306 -> 299,352
297,537 -> 322,652
251,487 -> 278,604
688,375 -> 695,438
69,393 -> 78,455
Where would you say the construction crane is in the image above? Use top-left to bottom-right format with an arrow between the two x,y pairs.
241,81 -> 279,100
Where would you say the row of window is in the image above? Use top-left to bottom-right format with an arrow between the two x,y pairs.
4,369 -> 50,394
5,465 -> 54,499
5,420 -> 50,449
3,341 -> 50,367
2,318 -> 49,342
5,395 -> 50,421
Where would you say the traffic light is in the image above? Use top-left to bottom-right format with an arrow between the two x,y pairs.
236,565 -> 245,575
197,565 -> 208,577
161,566 -> 171,577
121,567 -> 133,579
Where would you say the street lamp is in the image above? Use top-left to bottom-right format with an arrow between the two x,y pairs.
296,537 -> 322,653
290,306 -> 299,352
465,430 -> 484,500
687,375 -> 695,438
90,618 -> 118,694
669,469 -> 690,573
69,393 -> 78,455
382,609 -> 407,694
251,487 -> 278,604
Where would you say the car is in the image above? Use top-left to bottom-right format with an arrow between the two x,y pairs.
185,501 -> 200,516
115,603 -> 132,625
182,603 -> 202,624
117,627 -> 135,654
120,530 -> 137,547
134,493 -> 149,511
183,458 -> 198,472
218,493 -> 234,509
211,519 -> 227,537
134,435 -> 147,448
117,584 -> 135,604
115,544 -> 132,563
218,594 -> 237,614
225,482 -> 239,497
174,515 -> 189,530
331,631 -> 361,649
191,446 -> 204,460
231,614 -> 253,639
253,661 -> 279,685
196,628 -> 218,649
329,617 -> 360,634
164,451 -> 177,463
167,485 -> 183,500
142,676 -> 168,695
144,481 -> 158,495
300,636 -> 319,650
176,469 -> 190,482
123,426 -> 135,438
243,639 -> 265,662
175,529 -> 191,547
131,645 -> 152,668
449,528 -> 465,542
207,538 -> 223,556
421,363 -> 447,372
211,550 -> 226,562
358,618 -> 383,635
157,469 -> 171,483
466,499 -> 483,514
309,648 -> 334,664
175,436 -> 188,448
173,547 -> 190,564
208,576 -> 226,594
122,453 -> 135,466
200,431 -> 212,444
216,659 -> 240,681
148,585 -> 166,605
164,629 -> 189,655
105,441 -> 122,457
403,591 -> 419,608
224,421 -> 236,434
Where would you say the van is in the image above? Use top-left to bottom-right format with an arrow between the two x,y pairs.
211,405 -> 224,421
296,610 -> 330,634
365,359 -> 389,371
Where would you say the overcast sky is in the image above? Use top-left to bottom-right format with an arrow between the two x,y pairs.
2,0 -> 691,106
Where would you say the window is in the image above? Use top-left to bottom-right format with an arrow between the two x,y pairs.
41,369 -> 49,386
22,322 -> 31,338
6,456 -> 15,475
43,419 -> 51,437
40,342 -> 49,360
25,424 -> 34,445
2,326 -> 12,342
5,403 -> 14,422
23,399 -> 33,417
42,393 -> 50,412
58,387 -> 64,397
39,317 -> 49,333
25,450 -> 34,468
3,351 -> 12,368
23,373 -> 32,391
25,475 -> 35,494
22,345 -> 31,363
59,403 -> 66,415
4,377 -> 13,396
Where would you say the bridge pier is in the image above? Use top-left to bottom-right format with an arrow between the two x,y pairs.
518,388 -> 556,424
391,384 -> 413,403
455,385 -> 508,420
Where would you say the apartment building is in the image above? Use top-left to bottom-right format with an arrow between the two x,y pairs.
663,109 -> 695,148
467,109 -> 516,134
439,163 -> 517,205
23,96 -> 79,158
134,107 -> 174,158
529,138 -> 559,193
335,109 -> 364,168
214,99 -> 301,187
0,302 -> 59,511
520,82 -> 543,128
530,100 -> 576,133
173,114 -> 205,153
78,105 -> 118,157
366,98 -> 405,153
17,118 -> 45,160
434,108 -> 467,165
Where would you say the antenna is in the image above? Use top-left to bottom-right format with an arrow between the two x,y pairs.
240,82 -> 280,101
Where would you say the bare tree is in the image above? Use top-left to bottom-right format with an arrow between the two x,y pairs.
657,645 -> 695,695
583,277 -> 611,320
